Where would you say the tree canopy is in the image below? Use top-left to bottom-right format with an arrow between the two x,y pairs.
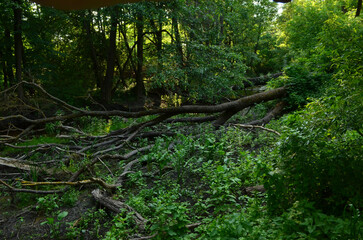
32,0 -> 160,10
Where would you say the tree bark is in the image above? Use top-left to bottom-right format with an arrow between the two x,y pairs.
246,101 -> 286,126
356,0 -> 362,17
172,16 -> 184,66
4,28 -> 14,88
13,0 -> 24,99
1,55 -> 7,90
212,87 -> 287,127
84,11 -> 102,89
135,13 -> 145,104
150,18 -> 162,57
120,24 -> 137,74
102,10 -> 118,104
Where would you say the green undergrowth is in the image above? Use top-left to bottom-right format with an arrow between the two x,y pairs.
1,135 -> 68,155
1,108 -> 362,239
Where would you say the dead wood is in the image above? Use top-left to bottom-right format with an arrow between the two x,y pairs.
19,177 -> 117,191
117,158 -> 139,185
233,124 -> 281,136
0,179 -> 66,194
100,144 -> 154,161
92,189 -> 147,231
165,115 -> 218,124
0,157 -> 33,171
4,142 -> 82,150
129,233 -> 158,240
245,185 -> 266,195
246,101 -> 287,126
1,81 -> 286,127
0,157 -> 68,176
0,81 -> 289,200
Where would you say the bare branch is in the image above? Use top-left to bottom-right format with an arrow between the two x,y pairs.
19,177 -> 117,191
233,124 -> 281,136
246,101 -> 286,126
0,179 -> 66,194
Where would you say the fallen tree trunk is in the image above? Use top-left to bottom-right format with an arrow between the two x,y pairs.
92,189 -> 147,231
0,81 -> 287,196
246,101 -> 287,126
0,82 -> 287,142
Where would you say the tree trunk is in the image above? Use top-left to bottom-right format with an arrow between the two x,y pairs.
249,21 -> 262,74
112,50 -> 131,94
13,0 -> 24,99
1,54 -> 7,90
120,24 -> 137,73
135,13 -> 145,104
172,16 -> 184,66
356,0 -> 362,17
84,11 -> 102,89
102,11 -> 118,104
4,28 -> 14,88
149,17 -> 163,72
156,19 -> 163,71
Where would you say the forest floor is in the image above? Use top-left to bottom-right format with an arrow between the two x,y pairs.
0,102 -> 274,239
2,83 -> 360,240
0,191 -> 102,240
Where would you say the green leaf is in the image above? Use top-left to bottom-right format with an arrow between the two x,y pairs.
57,211 -> 68,220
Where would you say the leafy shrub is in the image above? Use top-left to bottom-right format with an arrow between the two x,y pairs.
265,107 -> 363,214
149,43 -> 246,103
149,186 -> 191,239
199,200 -> 362,239
265,0 -> 363,216
67,208 -> 108,239
268,62 -> 330,107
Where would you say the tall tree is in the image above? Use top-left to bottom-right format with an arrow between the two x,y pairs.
2,28 -> 14,89
135,11 -> 145,103
13,0 -> 24,98
83,11 -> 102,89
102,8 -> 118,104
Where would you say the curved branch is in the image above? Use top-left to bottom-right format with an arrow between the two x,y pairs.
233,124 -> 281,136
246,101 -> 287,126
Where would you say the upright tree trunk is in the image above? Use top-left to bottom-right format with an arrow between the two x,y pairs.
135,13 -> 145,104
102,11 -> 118,104
249,21 -> 262,74
150,17 -> 163,70
156,19 -> 162,58
1,53 -> 7,90
120,24 -> 137,74
356,0 -> 362,17
84,11 -> 102,88
2,68 -> 7,90
172,16 -> 184,66
13,0 -> 24,99
3,28 -> 15,89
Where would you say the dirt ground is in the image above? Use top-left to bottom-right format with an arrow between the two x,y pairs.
0,191 -> 111,240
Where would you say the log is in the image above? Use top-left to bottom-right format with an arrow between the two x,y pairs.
92,189 -> 147,231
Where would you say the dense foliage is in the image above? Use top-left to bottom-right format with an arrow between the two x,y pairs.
0,0 -> 280,104
265,0 -> 363,214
